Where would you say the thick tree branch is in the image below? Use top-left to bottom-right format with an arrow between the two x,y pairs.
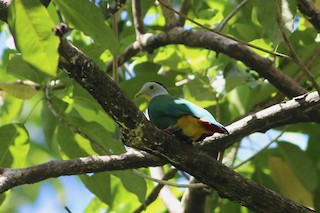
0,151 -> 165,194
0,91 -> 318,197
201,92 -> 320,153
297,0 -> 320,32
56,37 -> 316,212
105,28 -> 307,97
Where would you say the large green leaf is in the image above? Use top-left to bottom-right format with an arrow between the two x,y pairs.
7,54 -> 46,83
278,142 -> 318,192
254,0 -> 296,46
0,95 -> 23,125
68,116 -> 125,154
57,124 -> 95,159
182,77 -> 217,108
80,173 -> 112,206
8,0 -> 59,76
112,170 -> 147,204
0,123 -> 30,168
269,156 -> 314,206
41,97 -> 68,149
54,0 -> 119,56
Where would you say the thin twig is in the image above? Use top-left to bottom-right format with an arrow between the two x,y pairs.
178,0 -> 191,26
274,0 -> 320,96
157,0 -> 292,60
132,168 -> 178,213
233,127 -> 287,169
293,47 -> 320,82
218,0 -> 250,31
131,169 -> 207,188
112,13 -> 119,83
132,0 -> 146,37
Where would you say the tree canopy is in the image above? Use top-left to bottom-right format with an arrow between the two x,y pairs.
0,0 -> 320,212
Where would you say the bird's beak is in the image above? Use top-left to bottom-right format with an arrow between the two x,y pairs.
134,91 -> 145,99
134,91 -> 150,101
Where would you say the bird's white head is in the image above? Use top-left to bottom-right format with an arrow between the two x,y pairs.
135,82 -> 169,101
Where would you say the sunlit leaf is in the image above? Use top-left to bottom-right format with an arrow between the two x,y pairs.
253,0 -> 296,46
8,0 -> 59,76
0,94 -> 23,125
0,81 -> 39,99
54,0 -> 119,55
0,123 -> 29,168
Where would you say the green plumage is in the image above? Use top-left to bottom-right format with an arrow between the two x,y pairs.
148,95 -> 224,130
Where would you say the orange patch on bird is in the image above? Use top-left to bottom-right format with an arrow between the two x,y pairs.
175,115 -> 211,142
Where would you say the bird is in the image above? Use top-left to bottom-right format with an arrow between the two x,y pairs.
135,82 -> 229,142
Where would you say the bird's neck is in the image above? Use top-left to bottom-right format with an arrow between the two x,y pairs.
150,90 -> 169,99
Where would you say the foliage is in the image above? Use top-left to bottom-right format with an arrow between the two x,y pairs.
0,0 -> 319,212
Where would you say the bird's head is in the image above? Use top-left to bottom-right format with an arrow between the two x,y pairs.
135,82 -> 168,101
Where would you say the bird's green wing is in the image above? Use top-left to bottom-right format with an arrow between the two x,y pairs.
148,95 -> 223,129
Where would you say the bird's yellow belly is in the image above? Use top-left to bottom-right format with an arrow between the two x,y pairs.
176,115 -> 210,142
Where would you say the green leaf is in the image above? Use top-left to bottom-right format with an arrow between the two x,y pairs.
7,54 -> 46,83
278,142 -> 318,192
269,156 -> 314,206
253,0 -> 296,47
68,116 -> 125,154
112,170 -> 147,204
0,123 -> 30,168
81,173 -> 112,206
8,0 -> 59,76
0,81 -> 39,99
57,124 -> 94,159
0,194 -> 5,206
54,0 -> 119,56
183,77 -> 216,108
41,97 -> 68,149
0,95 -> 23,125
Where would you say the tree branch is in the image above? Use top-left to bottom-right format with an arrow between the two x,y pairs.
104,0 -> 127,19
0,151 -> 165,194
158,0 -> 178,29
105,28 -> 306,97
297,0 -> 320,32
200,91 -> 320,153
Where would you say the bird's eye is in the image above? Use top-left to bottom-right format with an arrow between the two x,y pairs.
150,85 -> 154,90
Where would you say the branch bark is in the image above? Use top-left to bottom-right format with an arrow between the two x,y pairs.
297,0 -> 320,32
105,28 -> 307,97
0,151 -> 164,194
